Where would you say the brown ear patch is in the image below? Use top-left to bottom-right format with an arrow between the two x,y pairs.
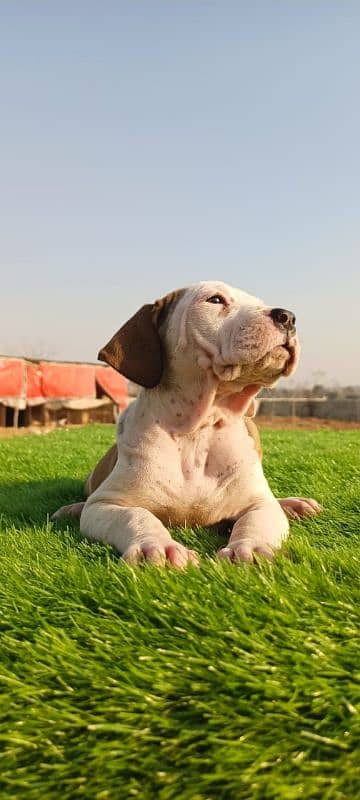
98,289 -> 185,388
153,289 -> 185,328
98,304 -> 163,388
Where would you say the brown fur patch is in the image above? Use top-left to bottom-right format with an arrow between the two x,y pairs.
153,288 -> 186,329
98,304 -> 162,388
85,443 -> 118,496
244,417 -> 262,460
98,289 -> 185,388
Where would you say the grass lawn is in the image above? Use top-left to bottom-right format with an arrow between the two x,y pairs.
0,424 -> 359,799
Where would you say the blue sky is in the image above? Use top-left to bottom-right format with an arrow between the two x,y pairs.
1,1 -> 359,385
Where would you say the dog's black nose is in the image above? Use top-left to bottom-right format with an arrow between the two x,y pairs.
270,308 -> 296,331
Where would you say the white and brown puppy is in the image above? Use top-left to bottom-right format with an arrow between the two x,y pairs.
53,281 -> 321,567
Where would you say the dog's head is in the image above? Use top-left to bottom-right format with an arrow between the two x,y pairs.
98,281 -> 300,390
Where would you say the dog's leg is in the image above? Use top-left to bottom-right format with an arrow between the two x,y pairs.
80,501 -> 199,568
218,499 -> 289,562
278,497 -> 322,520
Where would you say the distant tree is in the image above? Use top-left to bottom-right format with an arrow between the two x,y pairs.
312,384 -> 325,396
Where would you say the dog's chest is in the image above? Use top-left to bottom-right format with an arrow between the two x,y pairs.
178,426 -> 241,482
126,420 -> 264,525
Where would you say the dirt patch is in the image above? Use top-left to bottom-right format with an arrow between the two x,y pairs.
1,417 -> 359,439
0,423 -> 115,439
257,416 -> 360,430
0,427 -> 35,438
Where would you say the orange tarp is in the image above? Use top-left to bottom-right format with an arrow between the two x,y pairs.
26,362 -> 43,400
95,366 -> 128,405
0,357 -> 128,407
40,362 -> 95,399
0,358 -> 24,399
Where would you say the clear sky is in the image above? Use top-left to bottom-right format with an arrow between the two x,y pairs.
1,1 -> 359,386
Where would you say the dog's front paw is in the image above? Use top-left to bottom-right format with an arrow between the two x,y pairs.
278,497 -> 322,520
122,539 -> 200,569
218,537 -> 278,563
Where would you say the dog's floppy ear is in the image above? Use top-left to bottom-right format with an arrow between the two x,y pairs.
98,290 -> 184,388
98,304 -> 162,388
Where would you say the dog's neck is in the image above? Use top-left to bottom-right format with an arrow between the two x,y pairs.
135,355 -> 260,436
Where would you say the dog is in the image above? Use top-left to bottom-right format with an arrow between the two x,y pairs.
53,281 -> 321,567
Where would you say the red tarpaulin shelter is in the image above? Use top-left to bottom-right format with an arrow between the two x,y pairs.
95,366 -> 129,405
40,362 -> 96,401
0,358 -> 25,406
0,357 -> 128,410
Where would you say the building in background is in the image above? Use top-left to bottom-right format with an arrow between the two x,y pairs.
0,356 -> 128,428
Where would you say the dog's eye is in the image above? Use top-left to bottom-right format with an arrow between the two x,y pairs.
206,295 -> 226,305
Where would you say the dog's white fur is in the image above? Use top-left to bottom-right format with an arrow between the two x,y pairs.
74,281 -> 320,568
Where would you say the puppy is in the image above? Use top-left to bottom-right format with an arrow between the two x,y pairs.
53,281 -> 321,566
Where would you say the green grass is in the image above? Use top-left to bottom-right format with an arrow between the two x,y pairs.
0,425 -> 359,800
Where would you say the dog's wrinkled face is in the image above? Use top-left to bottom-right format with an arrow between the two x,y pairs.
99,280 -> 300,389
164,281 -> 300,387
